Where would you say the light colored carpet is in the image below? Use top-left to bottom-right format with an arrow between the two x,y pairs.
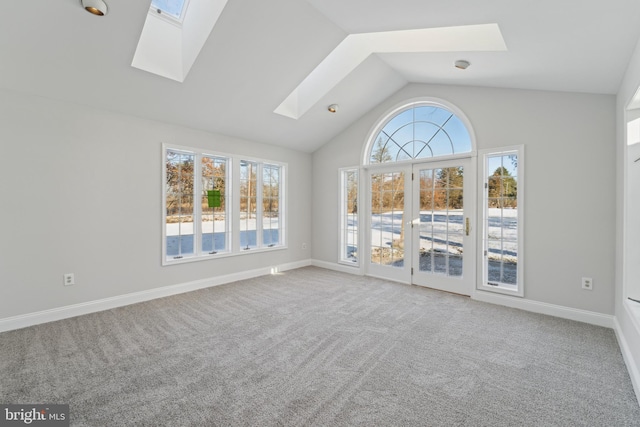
0,266 -> 638,426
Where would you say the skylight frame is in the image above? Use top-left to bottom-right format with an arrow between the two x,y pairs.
133,0 -> 229,82
149,0 -> 191,25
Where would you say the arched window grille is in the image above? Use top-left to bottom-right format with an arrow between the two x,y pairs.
369,104 -> 472,164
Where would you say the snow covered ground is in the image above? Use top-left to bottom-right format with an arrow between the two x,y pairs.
349,209 -> 518,283
166,209 -> 517,283
166,217 -> 279,236
362,209 -> 516,255
166,217 -> 280,255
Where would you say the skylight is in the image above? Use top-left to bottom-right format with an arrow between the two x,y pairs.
151,0 -> 189,22
133,0 -> 229,82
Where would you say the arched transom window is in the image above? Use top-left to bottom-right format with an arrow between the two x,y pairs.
369,104 -> 472,164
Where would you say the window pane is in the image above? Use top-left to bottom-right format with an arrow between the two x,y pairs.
370,172 -> 404,267
263,164 -> 281,247
419,170 -> 434,273
449,255 -> 463,277
502,262 -> 518,285
151,0 -> 187,20
417,165 -> 466,278
484,153 -> 519,289
432,233 -> 448,274
419,248 -> 433,273
166,150 -> 195,258
240,160 -> 258,250
341,169 -> 358,263
201,156 -> 228,254
369,105 -> 472,164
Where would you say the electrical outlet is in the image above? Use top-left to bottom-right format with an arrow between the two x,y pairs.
302,242 -> 307,250
64,273 -> 75,286
581,277 -> 593,290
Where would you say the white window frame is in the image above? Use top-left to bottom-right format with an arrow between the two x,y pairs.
201,152 -> 232,256
238,159 -> 285,251
362,97 -> 476,166
149,0 -> 191,25
162,144 -> 286,266
339,167 -> 359,266
477,145 -> 525,297
624,106 -> 640,327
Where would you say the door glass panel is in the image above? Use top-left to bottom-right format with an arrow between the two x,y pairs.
432,233 -> 448,274
418,166 -> 464,276
449,255 -> 463,277
371,171 -> 405,267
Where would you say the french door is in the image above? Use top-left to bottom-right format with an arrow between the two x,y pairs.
411,159 -> 476,295
367,158 -> 476,295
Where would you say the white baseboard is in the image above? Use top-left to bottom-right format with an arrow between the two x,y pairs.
0,259 -> 312,333
613,316 -> 640,405
311,259 -> 363,275
472,290 -> 615,328
310,261 -> 615,328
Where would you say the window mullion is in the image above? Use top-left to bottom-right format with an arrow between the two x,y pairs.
225,157 -> 232,253
256,163 -> 264,248
232,157 -> 241,253
177,154 -> 183,257
278,165 -> 285,246
194,153 -> 203,256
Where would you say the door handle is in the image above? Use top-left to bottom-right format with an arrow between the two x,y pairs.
465,217 -> 470,236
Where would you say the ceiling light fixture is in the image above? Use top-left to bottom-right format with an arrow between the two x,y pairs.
454,60 -> 470,70
82,0 -> 108,16
328,104 -> 339,113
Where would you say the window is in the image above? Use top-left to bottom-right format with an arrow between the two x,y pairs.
368,104 -> 472,164
240,160 -> 257,250
339,168 -> 359,265
163,144 -> 285,265
263,164 -> 281,247
626,110 -> 640,304
166,149 -> 196,258
239,161 -> 283,250
201,155 -> 229,254
480,147 -> 524,296
150,0 -> 189,21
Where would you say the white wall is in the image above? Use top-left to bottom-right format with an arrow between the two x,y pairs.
312,83 -> 616,315
615,36 -> 640,398
0,89 -> 312,319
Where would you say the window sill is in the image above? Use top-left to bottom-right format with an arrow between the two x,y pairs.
163,245 -> 287,266
476,282 -> 523,297
338,259 -> 359,268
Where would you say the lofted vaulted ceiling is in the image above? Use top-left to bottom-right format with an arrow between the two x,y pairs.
1,0 -> 639,152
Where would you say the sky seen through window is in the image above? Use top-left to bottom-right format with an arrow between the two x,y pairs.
151,0 -> 187,20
